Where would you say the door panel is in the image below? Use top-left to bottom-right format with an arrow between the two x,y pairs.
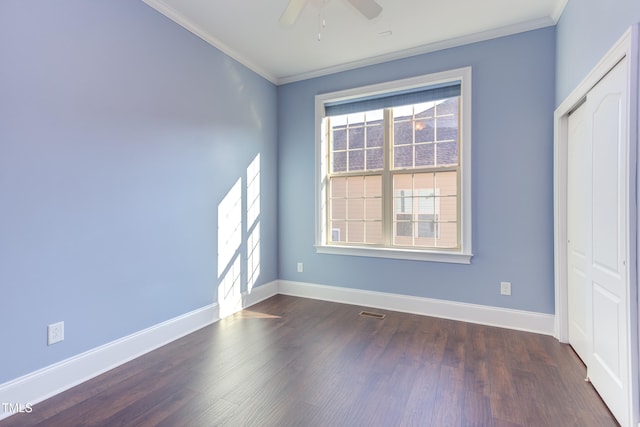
586,57 -> 629,427
592,282 -> 621,383
591,94 -> 622,275
567,101 -> 591,364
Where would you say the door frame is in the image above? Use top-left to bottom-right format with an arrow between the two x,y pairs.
553,25 -> 639,425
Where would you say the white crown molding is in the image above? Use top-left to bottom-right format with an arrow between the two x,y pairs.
141,0 -> 556,86
141,0 -> 279,85
551,0 -> 569,23
278,280 -> 556,335
277,16 -> 556,85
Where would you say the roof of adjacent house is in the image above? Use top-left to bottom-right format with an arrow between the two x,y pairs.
331,98 -> 459,173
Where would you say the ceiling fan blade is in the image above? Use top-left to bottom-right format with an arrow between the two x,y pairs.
345,0 -> 382,19
279,0 -> 309,27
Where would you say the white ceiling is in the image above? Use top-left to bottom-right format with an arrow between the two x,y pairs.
142,0 -> 567,85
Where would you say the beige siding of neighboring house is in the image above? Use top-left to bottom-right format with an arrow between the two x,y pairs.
329,171 -> 458,248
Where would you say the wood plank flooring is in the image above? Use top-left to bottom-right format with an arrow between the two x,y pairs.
0,295 -> 618,426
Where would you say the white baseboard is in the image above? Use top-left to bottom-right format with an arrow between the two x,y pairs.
244,280 -> 280,307
277,280 -> 556,336
0,280 -> 279,421
0,278 -> 554,421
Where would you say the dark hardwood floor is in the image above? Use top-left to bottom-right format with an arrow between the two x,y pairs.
0,295 -> 618,426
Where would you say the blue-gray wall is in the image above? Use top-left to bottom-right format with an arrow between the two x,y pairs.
278,28 -> 557,314
556,0 -> 640,104
7,0 -> 629,389
0,0 -> 278,384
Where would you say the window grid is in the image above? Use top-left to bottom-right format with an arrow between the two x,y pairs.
330,111 -> 384,174
392,100 -> 459,170
328,175 -> 383,245
327,97 -> 461,251
391,172 -> 459,249
317,68 -> 472,263
324,70 -> 464,256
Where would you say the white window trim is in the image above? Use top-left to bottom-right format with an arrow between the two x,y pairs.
314,67 -> 473,264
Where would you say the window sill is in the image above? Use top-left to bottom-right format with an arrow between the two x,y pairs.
315,244 -> 473,264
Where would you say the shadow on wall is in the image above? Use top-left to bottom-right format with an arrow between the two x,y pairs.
217,153 -> 261,318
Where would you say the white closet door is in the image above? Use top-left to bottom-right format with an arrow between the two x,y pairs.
568,57 -> 630,427
567,100 -> 591,365
587,57 -> 630,427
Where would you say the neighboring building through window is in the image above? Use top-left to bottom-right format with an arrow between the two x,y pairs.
315,68 -> 472,264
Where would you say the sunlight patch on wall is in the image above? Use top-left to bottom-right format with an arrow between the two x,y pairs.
247,222 -> 260,293
247,154 -> 260,227
218,255 -> 241,318
218,178 -> 242,318
216,154 -> 262,317
217,178 -> 242,275
247,154 -> 261,293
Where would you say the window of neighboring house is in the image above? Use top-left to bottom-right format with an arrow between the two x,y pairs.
315,67 -> 472,264
396,188 -> 439,240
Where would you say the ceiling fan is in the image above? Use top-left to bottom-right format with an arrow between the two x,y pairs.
279,0 -> 383,27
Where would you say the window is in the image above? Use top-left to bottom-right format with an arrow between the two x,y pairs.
315,68 -> 472,264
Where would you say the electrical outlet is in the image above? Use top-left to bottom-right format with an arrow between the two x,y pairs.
297,262 -> 303,273
48,321 -> 64,345
500,282 -> 511,296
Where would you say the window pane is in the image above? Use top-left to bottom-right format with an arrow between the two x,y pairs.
414,102 -> 435,117
394,174 -> 413,192
436,141 -> 458,166
365,109 -> 383,122
414,173 -> 433,190
366,147 -> 383,170
436,115 -> 458,142
333,127 -> 347,150
394,194 -> 412,215
394,180 -> 414,243
393,105 -> 413,119
436,222 -> 458,248
365,199 -> 382,220
349,126 -> 364,149
417,214 -> 437,238
393,120 -> 412,145
349,222 -> 365,243
436,171 -> 457,197
439,195 -> 457,222
331,114 -> 347,127
395,213 -> 413,237
366,124 -> 383,148
394,235 -> 413,246
415,119 -> 434,143
331,177 -> 347,198
330,221 -> 346,242
348,177 -> 364,197
347,112 -> 365,124
414,235 -> 436,248
331,198 -> 346,220
394,145 -> 413,168
365,222 -> 383,244
415,143 -> 434,167
436,97 -> 458,115
417,192 -> 435,216
347,199 -> 364,220
333,151 -> 347,172
348,150 -> 364,171
364,175 -> 382,197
